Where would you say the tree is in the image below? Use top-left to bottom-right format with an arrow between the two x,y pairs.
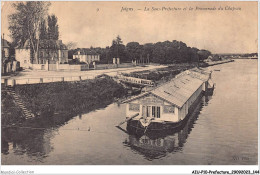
114,35 -> 123,58
197,50 -> 211,61
39,20 -> 48,40
47,15 -> 59,40
126,42 -> 143,62
8,2 -> 51,64
115,35 -> 123,45
66,41 -> 77,50
110,35 -> 127,62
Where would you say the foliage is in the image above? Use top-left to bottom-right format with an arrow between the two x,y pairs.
39,20 -> 48,40
109,35 -> 127,62
126,42 -> 143,61
39,15 -> 59,40
8,2 -> 51,63
68,58 -> 80,64
13,77 -> 127,116
69,38 -> 212,64
197,50 -> 211,61
47,15 -> 59,40
1,90 -> 24,125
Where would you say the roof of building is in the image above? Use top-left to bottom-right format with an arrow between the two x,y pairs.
73,49 -> 99,55
20,39 -> 67,50
123,68 -> 210,108
1,39 -> 10,48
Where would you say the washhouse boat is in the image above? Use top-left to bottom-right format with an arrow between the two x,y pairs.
122,68 -> 214,132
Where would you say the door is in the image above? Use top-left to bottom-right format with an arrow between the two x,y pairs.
152,106 -> 161,118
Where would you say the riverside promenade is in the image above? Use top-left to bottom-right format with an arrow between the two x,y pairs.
206,59 -> 234,66
2,65 -> 167,86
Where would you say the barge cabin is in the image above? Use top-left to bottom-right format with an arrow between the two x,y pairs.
122,68 -> 213,131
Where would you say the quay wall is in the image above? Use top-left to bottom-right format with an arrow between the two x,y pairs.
206,59 -> 234,66
2,75 -> 97,87
95,63 -> 134,70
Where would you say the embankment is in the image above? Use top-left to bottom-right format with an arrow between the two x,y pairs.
1,75 -> 128,127
206,59 -> 234,66
122,62 -> 200,83
123,60 -> 233,83
1,60 -> 233,127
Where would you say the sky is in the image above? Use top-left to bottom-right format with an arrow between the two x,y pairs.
1,1 -> 258,54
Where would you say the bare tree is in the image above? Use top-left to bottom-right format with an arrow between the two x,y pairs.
66,42 -> 77,50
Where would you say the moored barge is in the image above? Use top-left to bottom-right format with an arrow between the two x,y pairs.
121,68 -> 214,132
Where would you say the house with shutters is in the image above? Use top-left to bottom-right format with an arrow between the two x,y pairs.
15,39 -> 68,69
73,49 -> 100,64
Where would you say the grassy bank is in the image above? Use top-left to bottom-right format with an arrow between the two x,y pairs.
1,62 -> 210,127
123,62 -> 208,83
1,75 -> 128,127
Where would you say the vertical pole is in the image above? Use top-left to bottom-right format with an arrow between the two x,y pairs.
2,33 -> 5,74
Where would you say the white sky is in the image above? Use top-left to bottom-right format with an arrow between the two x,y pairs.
1,1 -> 258,53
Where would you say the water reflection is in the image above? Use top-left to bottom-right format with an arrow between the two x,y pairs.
123,95 -> 211,160
1,97 -> 115,164
1,127 -> 55,163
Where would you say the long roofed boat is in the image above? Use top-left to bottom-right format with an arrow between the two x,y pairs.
121,68 -> 214,132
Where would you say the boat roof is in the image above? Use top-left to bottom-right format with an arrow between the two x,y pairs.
122,70 -> 207,108
176,67 -> 211,82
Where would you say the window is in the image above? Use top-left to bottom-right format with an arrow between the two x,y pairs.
163,106 -> 175,113
156,107 -> 161,118
147,106 -> 151,117
24,60 -> 27,63
129,103 -> 140,111
142,105 -> 145,117
152,106 -> 156,117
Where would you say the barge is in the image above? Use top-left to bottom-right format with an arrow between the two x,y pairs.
121,68 -> 214,132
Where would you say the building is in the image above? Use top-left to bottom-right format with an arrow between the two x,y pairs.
2,38 -> 10,74
73,49 -> 100,64
1,38 -> 18,74
123,68 -> 213,129
15,39 -> 68,69
2,38 -> 10,58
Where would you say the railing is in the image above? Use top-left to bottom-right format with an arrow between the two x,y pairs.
2,75 -> 97,87
117,75 -> 155,87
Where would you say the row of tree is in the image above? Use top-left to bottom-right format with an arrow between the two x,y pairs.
70,35 -> 211,64
7,2 -> 211,65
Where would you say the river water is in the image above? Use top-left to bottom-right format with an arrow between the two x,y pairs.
1,59 -> 258,165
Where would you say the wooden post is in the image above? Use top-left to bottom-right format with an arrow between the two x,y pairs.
4,78 -> 8,86
12,79 -> 16,87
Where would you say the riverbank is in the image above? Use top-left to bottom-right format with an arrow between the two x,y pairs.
206,59 -> 234,66
1,60 -> 233,127
1,75 -> 128,128
122,62 -> 202,83
122,60 -> 234,84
